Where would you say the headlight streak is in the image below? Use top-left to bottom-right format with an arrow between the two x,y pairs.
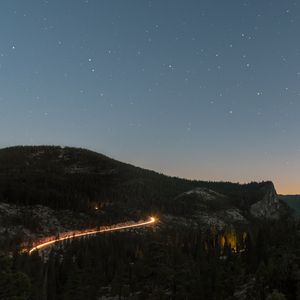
28,216 -> 157,255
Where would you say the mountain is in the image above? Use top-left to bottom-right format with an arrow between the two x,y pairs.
0,146 -> 291,250
279,195 -> 300,215
0,146 -> 297,300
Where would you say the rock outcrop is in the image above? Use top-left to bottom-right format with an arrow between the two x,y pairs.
172,183 -> 290,230
250,182 -> 290,220
173,187 -> 248,230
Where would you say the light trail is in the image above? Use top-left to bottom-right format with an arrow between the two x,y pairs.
28,217 -> 156,255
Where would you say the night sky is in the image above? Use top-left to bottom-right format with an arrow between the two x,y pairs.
1,1 -> 299,194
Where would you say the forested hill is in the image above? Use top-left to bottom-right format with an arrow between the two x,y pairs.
0,146 -> 296,299
0,146 -> 279,216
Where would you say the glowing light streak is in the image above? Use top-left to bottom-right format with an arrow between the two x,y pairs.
28,217 -> 156,255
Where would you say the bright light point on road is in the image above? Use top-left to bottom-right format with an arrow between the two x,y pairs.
150,217 -> 156,222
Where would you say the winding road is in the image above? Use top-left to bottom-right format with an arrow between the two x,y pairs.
28,217 -> 156,255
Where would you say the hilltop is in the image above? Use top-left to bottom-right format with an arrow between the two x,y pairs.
0,145 -> 281,211
0,146 -> 291,250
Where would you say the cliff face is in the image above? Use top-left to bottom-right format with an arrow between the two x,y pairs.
250,182 -> 290,220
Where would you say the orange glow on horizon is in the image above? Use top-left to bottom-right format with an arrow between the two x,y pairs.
276,183 -> 300,195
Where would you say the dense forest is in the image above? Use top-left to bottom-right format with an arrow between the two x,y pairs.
1,218 -> 300,299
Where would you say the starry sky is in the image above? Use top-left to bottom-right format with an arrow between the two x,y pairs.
1,0 -> 300,194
